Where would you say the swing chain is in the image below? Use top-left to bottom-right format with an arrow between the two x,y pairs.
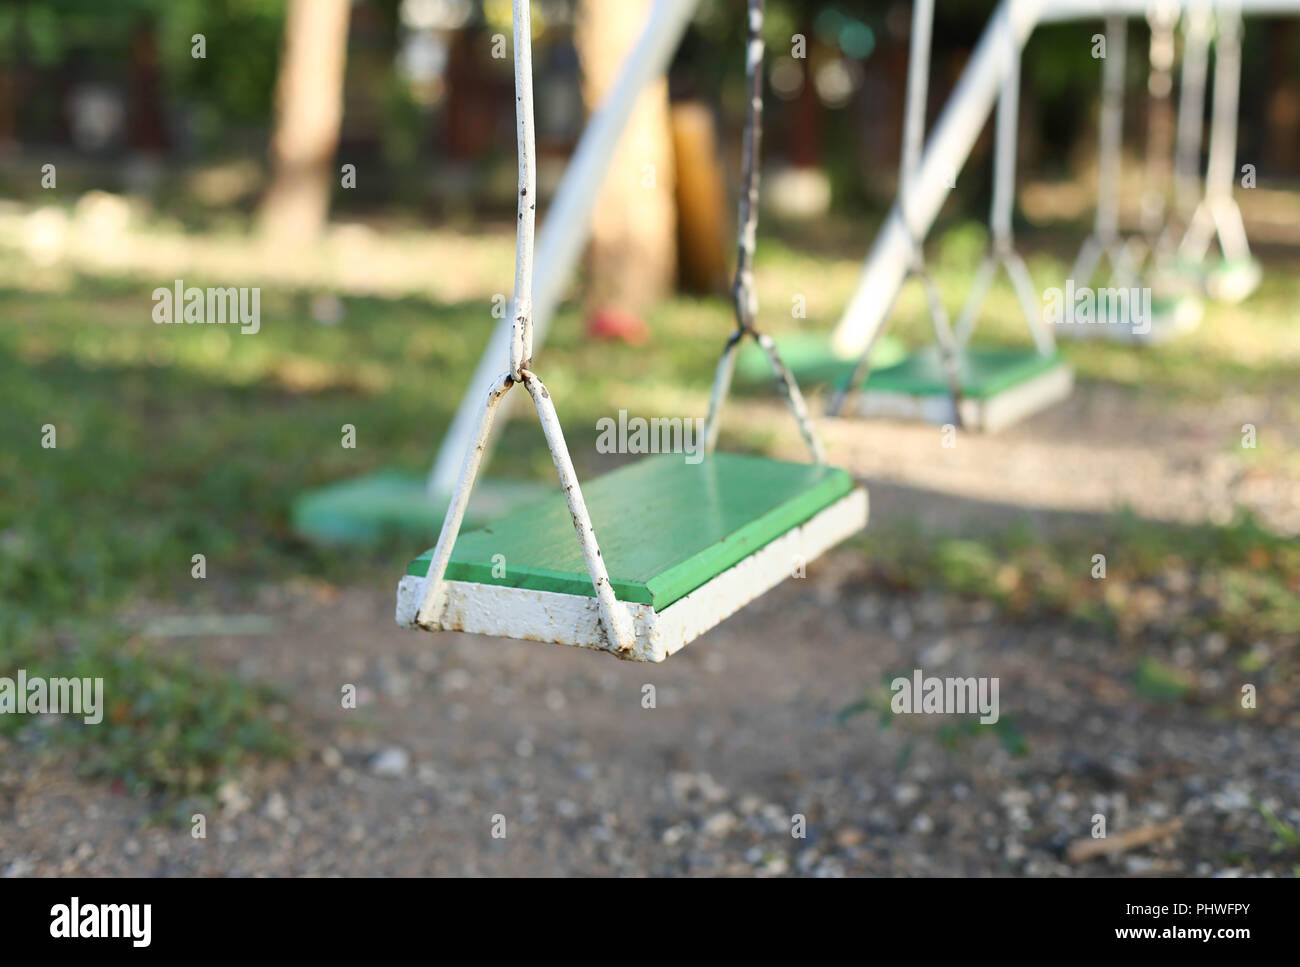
705,0 -> 826,465
417,0 -> 637,656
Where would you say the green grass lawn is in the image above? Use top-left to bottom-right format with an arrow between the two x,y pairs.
2,221 -> 1297,803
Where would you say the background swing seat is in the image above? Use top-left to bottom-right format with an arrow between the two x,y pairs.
735,331 -> 907,387
396,452 -> 867,661
851,346 -> 1073,433
293,470 -> 546,543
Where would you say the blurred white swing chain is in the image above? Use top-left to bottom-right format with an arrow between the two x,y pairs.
954,32 -> 1054,356
1071,14 -> 1139,290
704,0 -> 826,465
826,0 -> 965,422
1179,0 -> 1251,264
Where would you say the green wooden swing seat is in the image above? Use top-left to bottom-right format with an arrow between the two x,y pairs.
396,452 -> 868,661
406,452 -> 854,610
853,346 -> 1073,432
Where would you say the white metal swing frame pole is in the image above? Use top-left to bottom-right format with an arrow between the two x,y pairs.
1180,0 -> 1252,264
417,0 -> 637,655
901,0 -> 935,200
426,0 -> 699,500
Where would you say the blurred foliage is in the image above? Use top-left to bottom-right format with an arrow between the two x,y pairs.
2,0 -> 289,151
0,0 -> 1288,219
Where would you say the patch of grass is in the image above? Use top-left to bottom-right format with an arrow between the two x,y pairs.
0,612 -> 293,797
1133,657 -> 1193,702
838,673 -> 1029,757
851,511 -> 1300,650
1257,802 -> 1300,856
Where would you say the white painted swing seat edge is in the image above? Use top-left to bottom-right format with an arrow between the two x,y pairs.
396,487 -> 868,662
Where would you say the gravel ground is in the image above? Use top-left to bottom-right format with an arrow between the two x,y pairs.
1,383 -> 1295,877
2,551 -> 1295,877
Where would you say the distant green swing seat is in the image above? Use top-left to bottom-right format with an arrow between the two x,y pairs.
852,346 -> 1073,433
292,471 -> 547,544
735,332 -> 908,387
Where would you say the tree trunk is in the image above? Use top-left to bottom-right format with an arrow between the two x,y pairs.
671,102 -> 728,294
574,0 -> 676,313
258,0 -> 351,241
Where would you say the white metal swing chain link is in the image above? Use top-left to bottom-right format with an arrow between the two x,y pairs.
509,0 -> 536,379
704,0 -> 826,465
418,0 -> 635,655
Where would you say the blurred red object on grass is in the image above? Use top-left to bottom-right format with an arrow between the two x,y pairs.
586,306 -> 650,345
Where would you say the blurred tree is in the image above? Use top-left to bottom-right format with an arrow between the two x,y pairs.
258,0 -> 352,240
575,0 -> 676,315
0,0 -> 286,151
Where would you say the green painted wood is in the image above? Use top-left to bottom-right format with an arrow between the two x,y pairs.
292,471 -> 546,544
864,347 -> 1065,399
406,453 -> 855,610
736,332 -> 907,386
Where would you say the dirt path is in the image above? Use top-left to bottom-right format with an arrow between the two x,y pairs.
2,557 -> 1292,877
788,381 -> 1296,536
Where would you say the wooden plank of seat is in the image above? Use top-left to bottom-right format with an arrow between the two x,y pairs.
405,452 -> 855,611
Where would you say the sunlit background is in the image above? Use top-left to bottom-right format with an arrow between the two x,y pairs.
0,0 -> 1297,877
